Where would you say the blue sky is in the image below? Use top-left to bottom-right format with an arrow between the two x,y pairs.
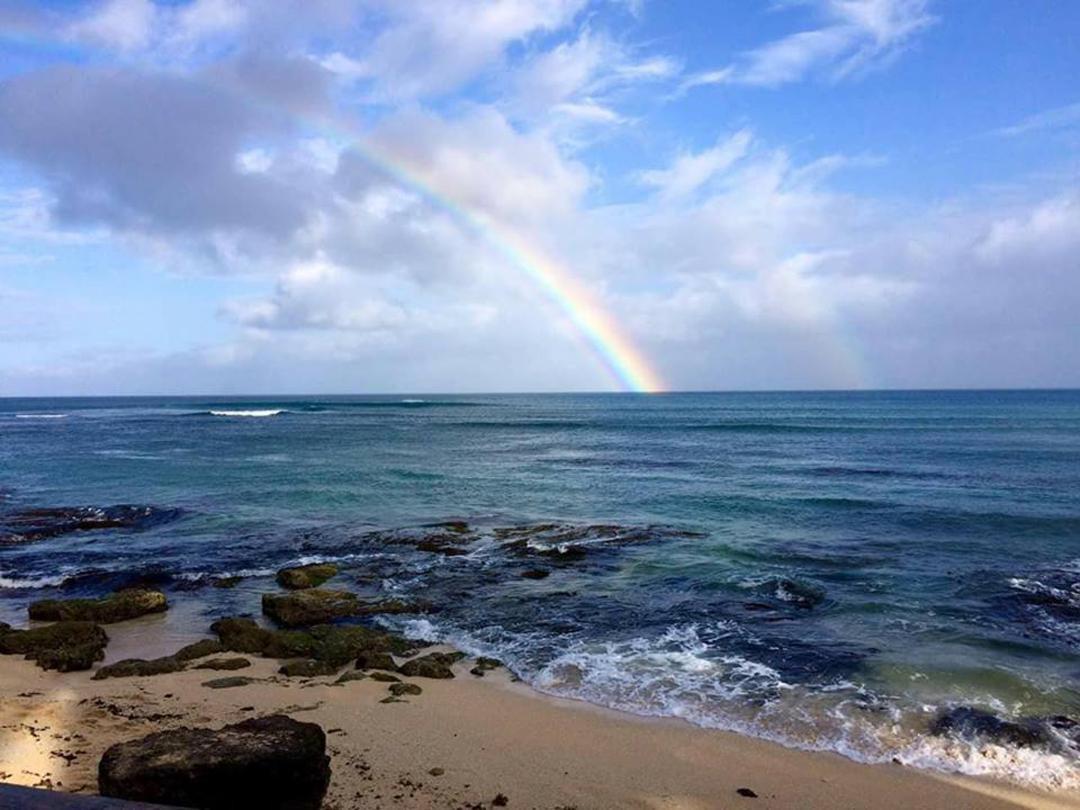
1,0 -> 1079,394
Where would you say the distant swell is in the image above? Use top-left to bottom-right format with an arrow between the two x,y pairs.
207,409 -> 285,418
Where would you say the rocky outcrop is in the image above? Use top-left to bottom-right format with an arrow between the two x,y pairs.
279,659 -> 340,678
194,657 -> 251,671
211,617 -> 422,666
262,589 -> 360,627
93,656 -> 184,680
397,652 -> 464,679
0,505 -> 181,545
276,563 -> 339,590
174,639 -> 225,661
354,650 -> 398,671
29,589 -> 167,624
98,714 -> 330,809
930,707 -> 1052,748
0,620 -> 108,671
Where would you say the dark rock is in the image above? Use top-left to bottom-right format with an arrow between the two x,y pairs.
398,652 -> 462,679
0,504 -> 182,545
389,682 -> 422,697
93,656 -> 184,680
175,639 -> 225,661
766,578 -> 826,609
195,657 -> 251,671
930,707 -> 1052,748
469,657 -> 503,677
335,671 -> 368,684
736,787 -> 758,798
29,589 -> 168,624
356,598 -> 436,616
98,714 -> 330,809
428,767 -> 445,776
202,676 -> 260,689
211,617 -> 274,653
415,538 -> 469,556
0,621 -> 108,671
276,564 -> 339,591
369,672 -> 400,683
520,569 -> 550,580
279,659 -> 340,678
212,616 -> 421,665
262,589 -> 360,627
493,793 -> 509,806
212,576 -> 244,589
354,651 -> 398,671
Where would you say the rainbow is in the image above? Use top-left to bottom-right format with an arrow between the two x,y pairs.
320,125 -> 665,393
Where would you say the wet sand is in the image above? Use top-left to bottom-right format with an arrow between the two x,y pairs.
1,626 -> 1077,810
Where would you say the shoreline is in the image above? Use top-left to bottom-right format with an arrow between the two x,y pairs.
1,623 -> 1077,810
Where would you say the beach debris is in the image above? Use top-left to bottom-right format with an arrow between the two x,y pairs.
0,504 -> 182,545
29,588 -> 168,623
428,767 -> 445,776
98,714 -> 330,810
93,656 -> 184,680
388,682 -> 422,696
354,650 -> 398,671
930,707 -> 1053,748
262,589 -> 361,627
398,651 -> 464,679
195,656 -> 251,671
736,787 -> 759,798
174,638 -> 225,661
279,659 -> 340,677
0,620 -> 108,671
469,657 -> 503,677
201,676 -> 260,689
276,563 -> 339,590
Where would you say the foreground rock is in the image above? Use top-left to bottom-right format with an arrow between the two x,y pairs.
398,651 -> 464,679
29,588 -> 168,623
0,621 -> 108,671
94,656 -> 184,680
262,589 -> 360,626
276,563 -> 339,590
98,714 -> 330,809
211,617 -> 422,665
174,639 -> 224,661
0,504 -> 181,545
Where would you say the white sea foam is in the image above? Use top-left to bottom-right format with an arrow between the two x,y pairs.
0,573 -> 70,589
15,413 -> 67,419
177,567 -> 276,582
209,409 -> 285,417
401,399 -> 425,404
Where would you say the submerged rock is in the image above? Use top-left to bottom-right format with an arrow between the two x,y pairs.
470,657 -> 503,677
195,657 -> 251,671
279,659 -> 340,678
0,505 -> 181,545
398,652 -> 463,679
520,568 -> 550,580
276,563 -> 339,590
94,656 -> 184,680
98,714 -> 330,810
29,588 -> 168,624
262,589 -> 360,627
174,639 -> 225,661
0,621 -> 108,671
930,707 -> 1052,748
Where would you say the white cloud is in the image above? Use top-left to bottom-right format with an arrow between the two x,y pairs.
994,101 -> 1080,139
639,130 -> 753,200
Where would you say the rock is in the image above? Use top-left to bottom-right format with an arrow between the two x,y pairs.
0,504 -> 182,545
29,589 -> 167,624
356,598 -> 435,616
211,617 -> 275,653
493,793 -> 509,806
767,578 -> 826,609
930,707 -> 1051,748
98,714 -> 330,809
279,659 -> 340,678
175,639 -> 225,661
470,657 -> 503,677
335,671 -> 368,684
276,563 -> 339,590
415,538 -> 469,556
0,621 -> 108,671
195,657 -> 251,671
212,576 -> 244,589
398,652 -> 462,679
93,656 -> 184,680
369,672 -> 400,683
262,589 -> 360,627
212,616 -> 422,665
388,682 -> 422,697
428,767 -> 445,776
521,569 -> 550,580
354,651 -> 398,671
736,787 -> 759,798
202,676 -> 260,689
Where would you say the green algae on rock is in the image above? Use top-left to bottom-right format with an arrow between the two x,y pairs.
0,620 -> 108,671
28,589 -> 167,624
276,563 -> 339,590
93,656 -> 184,680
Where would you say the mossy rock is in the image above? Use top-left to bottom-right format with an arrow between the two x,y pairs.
279,659 -> 340,678
398,652 -> 460,679
388,682 -> 422,697
212,576 -> 244,589
93,656 -> 184,680
194,657 -> 251,671
276,564 -> 339,590
0,621 -> 108,672
211,617 -> 423,666
28,589 -> 167,624
354,651 -> 397,672
210,618 -> 275,653
174,639 -> 225,661
261,589 -> 360,627
369,672 -> 400,683
470,657 -> 504,677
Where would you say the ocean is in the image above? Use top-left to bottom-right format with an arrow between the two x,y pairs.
1,391 -> 1078,788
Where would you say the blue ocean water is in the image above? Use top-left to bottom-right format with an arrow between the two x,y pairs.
2,391 -> 1079,787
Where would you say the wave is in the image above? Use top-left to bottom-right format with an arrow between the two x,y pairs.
14,413 -> 67,419
207,409 -> 285,418
0,573 -> 71,589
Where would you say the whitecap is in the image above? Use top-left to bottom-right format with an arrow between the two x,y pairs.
208,409 -> 285,418
15,413 -> 67,419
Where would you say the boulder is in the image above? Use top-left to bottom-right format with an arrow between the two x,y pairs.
470,657 -> 504,677
279,659 -> 340,678
369,672 -> 400,683
930,707 -> 1051,748
398,652 -> 463,679
354,651 -> 398,671
261,589 -> 360,627
98,714 -> 330,809
29,589 -> 168,624
93,656 -> 184,680
212,617 -> 421,665
388,682 -> 422,697
210,617 -> 274,653
175,639 -> 225,661
0,621 -> 108,671
195,657 -> 251,671
276,563 -> 339,590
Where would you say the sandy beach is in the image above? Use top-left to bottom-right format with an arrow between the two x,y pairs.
2,621 -> 1077,810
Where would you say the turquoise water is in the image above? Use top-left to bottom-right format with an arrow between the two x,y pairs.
1,391 -> 1078,787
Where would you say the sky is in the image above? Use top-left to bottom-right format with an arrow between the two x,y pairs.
0,0 -> 1078,395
